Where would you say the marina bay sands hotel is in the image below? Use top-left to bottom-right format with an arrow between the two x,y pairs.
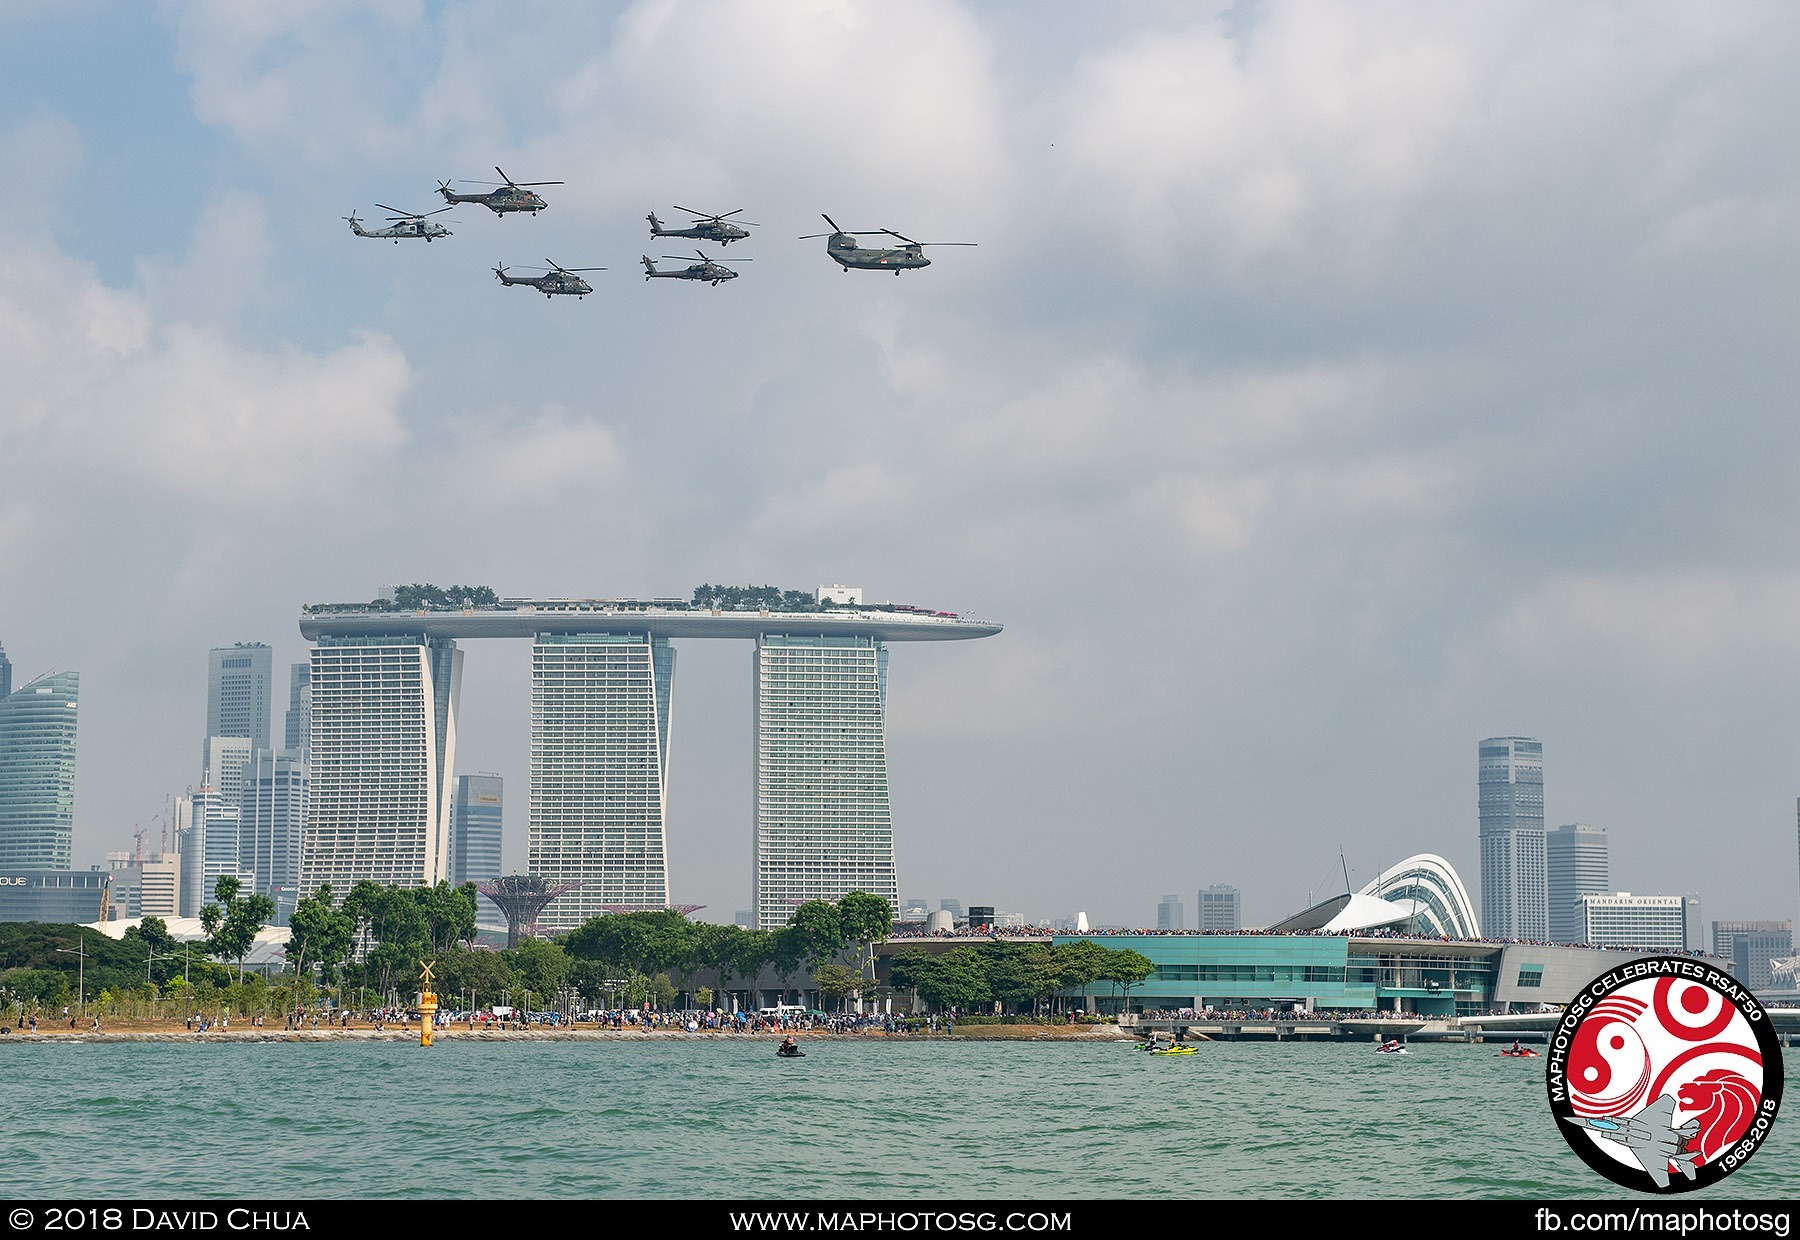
296,589 -> 1000,932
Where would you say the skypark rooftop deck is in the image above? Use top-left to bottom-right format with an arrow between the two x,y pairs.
298,598 -> 1003,643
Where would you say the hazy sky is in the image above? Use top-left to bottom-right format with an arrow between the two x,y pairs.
5,1 -> 1800,932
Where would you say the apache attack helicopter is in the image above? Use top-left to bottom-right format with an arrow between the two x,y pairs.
493,259 -> 604,299
344,204 -> 454,243
438,167 -> 564,216
647,206 -> 757,246
640,250 -> 749,286
799,214 -> 976,273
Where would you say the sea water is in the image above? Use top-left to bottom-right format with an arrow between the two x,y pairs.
1,1038 -> 1794,1200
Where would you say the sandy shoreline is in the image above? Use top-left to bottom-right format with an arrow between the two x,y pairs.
0,1023 -> 1137,1045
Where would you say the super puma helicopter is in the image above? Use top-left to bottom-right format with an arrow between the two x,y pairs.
799,215 -> 975,273
493,260 -> 604,298
438,167 -> 563,216
345,204 -> 454,242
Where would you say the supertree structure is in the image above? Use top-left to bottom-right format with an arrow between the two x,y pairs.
478,874 -> 580,948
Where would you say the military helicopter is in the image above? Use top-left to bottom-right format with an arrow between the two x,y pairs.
437,167 -> 563,216
640,250 -> 748,286
344,204 -> 454,243
799,214 -> 976,273
647,206 -> 758,246
493,259 -> 604,298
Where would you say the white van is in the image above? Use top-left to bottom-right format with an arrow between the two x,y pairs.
759,1004 -> 807,1018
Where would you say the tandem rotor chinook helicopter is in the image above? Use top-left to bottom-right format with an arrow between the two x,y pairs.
438,167 -> 563,216
647,206 -> 757,246
493,259 -> 604,298
640,250 -> 748,286
799,214 -> 976,273
344,204 -> 454,242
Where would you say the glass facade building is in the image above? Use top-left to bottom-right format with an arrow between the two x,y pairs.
753,634 -> 895,930
1479,736 -> 1547,941
301,635 -> 462,894
1547,823 -> 1609,944
0,671 -> 80,871
239,748 -> 305,905
528,633 -> 673,931
452,772 -> 505,928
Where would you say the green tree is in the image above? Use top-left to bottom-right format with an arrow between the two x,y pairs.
888,948 -> 990,1013
812,963 -> 862,1012
433,945 -> 512,1009
789,900 -> 845,966
503,938 -> 571,1008
417,882 -> 479,955
837,890 -> 892,997
1095,946 -> 1156,1011
200,876 -> 275,984
286,884 -> 355,983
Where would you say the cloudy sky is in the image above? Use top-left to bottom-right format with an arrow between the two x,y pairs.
5,1 -> 1800,932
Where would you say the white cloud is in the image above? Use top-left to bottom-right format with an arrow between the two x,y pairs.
476,407 -> 625,502
1492,572 -> 1800,676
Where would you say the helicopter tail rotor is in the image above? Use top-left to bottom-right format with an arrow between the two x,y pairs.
641,255 -> 656,279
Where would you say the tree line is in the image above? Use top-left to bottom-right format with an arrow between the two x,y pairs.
1,880 -> 1154,1019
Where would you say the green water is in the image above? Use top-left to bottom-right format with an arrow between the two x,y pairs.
1,1038 -> 1793,1200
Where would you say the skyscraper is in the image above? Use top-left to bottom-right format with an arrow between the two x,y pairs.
284,661 -> 311,754
528,633 -> 673,931
1156,893 -> 1184,930
207,644 -> 273,750
0,671 -> 79,870
451,772 -> 505,927
301,635 -> 462,895
239,748 -> 305,904
1197,884 -> 1242,931
1547,823 -> 1609,944
198,734 -> 254,894
0,638 -> 11,698
1479,736 -> 1547,941
753,633 -> 895,930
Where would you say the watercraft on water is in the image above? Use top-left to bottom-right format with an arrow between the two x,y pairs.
1149,1045 -> 1197,1055
1374,1041 -> 1409,1055
777,1037 -> 804,1058
1498,1049 -> 1540,1057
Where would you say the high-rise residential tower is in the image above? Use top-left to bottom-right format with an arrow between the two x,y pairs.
1479,736 -> 1547,941
1547,823 -> 1609,944
197,734 -> 254,894
451,772 -> 505,928
753,633 -> 895,930
0,671 -> 79,870
207,644 -> 273,750
528,634 -> 673,932
300,635 -> 462,895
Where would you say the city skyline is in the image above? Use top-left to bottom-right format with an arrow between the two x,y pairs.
6,5 -> 1800,930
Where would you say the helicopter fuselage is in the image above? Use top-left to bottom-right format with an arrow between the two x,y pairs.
441,187 -> 546,214
826,236 -> 929,270
347,216 -> 450,242
641,255 -> 738,285
496,271 -> 590,297
650,222 -> 749,244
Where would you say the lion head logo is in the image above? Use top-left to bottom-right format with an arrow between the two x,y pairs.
1677,1069 -> 1760,1164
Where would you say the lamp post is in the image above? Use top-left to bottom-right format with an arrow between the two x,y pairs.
54,931 -> 86,1019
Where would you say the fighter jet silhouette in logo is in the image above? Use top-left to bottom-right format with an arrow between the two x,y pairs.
1563,1095 -> 1703,1189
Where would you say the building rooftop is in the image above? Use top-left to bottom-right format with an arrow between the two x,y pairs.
299,598 -> 1003,643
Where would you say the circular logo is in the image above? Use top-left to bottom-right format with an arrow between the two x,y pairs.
1547,957 -> 1783,1193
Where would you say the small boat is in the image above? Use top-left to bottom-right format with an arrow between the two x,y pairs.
1498,1048 -> 1540,1057
1149,1044 -> 1197,1055
1374,1043 -> 1408,1055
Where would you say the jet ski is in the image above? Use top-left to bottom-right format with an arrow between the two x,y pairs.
1149,1044 -> 1197,1055
777,1039 -> 804,1058
1374,1042 -> 1409,1054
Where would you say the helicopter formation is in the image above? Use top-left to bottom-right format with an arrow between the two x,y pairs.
346,169 -> 976,297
